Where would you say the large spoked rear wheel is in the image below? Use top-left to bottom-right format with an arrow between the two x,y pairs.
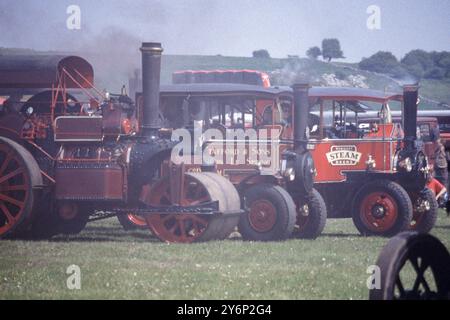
409,188 -> 438,233
370,232 -> 450,300
143,172 -> 240,243
294,188 -> 327,239
0,137 -> 42,238
239,184 -> 296,241
352,180 -> 412,237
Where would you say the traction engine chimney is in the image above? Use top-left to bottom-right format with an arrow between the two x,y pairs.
402,84 -> 419,151
140,42 -> 163,136
292,83 -> 310,153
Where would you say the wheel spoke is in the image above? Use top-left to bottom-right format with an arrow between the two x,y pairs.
161,215 -> 174,224
178,219 -> 187,238
0,168 -> 24,185
411,257 -> 430,293
1,184 -> 26,191
0,202 -> 15,224
189,215 -> 208,228
0,151 -> 13,175
168,220 -> 178,234
0,193 -> 24,208
395,275 -> 405,298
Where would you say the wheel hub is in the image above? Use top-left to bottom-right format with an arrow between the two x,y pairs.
58,203 -> 78,220
248,200 -> 277,233
360,191 -> 398,233
371,204 -> 386,219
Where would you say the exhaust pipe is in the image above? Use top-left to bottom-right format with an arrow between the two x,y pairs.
140,42 -> 163,136
292,83 -> 310,152
402,84 -> 419,150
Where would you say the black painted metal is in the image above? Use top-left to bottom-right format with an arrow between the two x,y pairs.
291,83 -> 310,152
402,84 -> 419,151
140,42 -> 163,135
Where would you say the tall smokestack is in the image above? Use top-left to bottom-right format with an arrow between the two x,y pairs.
140,42 -> 163,136
402,84 -> 419,150
292,83 -> 310,152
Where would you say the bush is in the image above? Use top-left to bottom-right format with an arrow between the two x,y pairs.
252,49 -> 270,59
424,67 -> 446,79
390,65 -> 409,79
306,47 -> 321,59
401,50 -> 434,71
359,51 -> 400,74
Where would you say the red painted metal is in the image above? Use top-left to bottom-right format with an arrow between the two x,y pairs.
126,213 -> 147,227
359,192 -> 398,233
248,199 -> 277,233
0,55 -> 94,89
173,69 -> 271,88
0,143 -> 30,236
143,174 -> 211,243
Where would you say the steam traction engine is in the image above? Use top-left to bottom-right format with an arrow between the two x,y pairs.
130,82 -> 328,241
0,42 -> 242,243
307,85 -> 436,236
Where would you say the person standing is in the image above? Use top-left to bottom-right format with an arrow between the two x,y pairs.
434,139 -> 449,191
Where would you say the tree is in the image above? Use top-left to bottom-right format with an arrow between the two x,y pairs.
306,46 -> 321,59
252,49 -> 270,58
359,51 -> 402,75
401,50 -> 434,79
321,39 -> 344,62
424,67 -> 446,80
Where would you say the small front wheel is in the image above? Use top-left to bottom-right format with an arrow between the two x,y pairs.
239,184 -> 296,241
294,188 -> 327,239
352,180 -> 412,237
409,188 -> 438,233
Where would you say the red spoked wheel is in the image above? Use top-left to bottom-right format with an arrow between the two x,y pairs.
142,172 -> 240,243
0,137 -> 42,238
352,180 -> 412,237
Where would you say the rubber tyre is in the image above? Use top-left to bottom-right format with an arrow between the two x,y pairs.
295,188 -> 327,239
239,184 -> 296,241
352,180 -> 412,237
409,188 -> 438,233
56,203 -> 92,235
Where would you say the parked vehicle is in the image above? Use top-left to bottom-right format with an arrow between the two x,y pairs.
0,43 -> 243,243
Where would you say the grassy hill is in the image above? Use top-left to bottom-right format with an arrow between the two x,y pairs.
2,48 -> 449,108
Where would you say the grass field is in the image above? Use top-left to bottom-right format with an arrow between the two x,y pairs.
1,212 -> 450,300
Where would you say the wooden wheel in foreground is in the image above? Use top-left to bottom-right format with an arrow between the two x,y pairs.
0,137 -> 42,238
370,232 -> 450,300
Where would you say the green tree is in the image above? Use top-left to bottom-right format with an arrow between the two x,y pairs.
321,39 -> 344,62
306,46 -> 321,59
424,67 -> 446,79
252,49 -> 270,59
401,50 -> 434,79
359,51 -> 402,75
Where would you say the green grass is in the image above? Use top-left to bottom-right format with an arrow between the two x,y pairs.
1,213 -> 450,300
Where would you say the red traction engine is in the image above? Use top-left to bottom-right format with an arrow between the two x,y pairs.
307,86 -> 436,236
0,42 -> 242,242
